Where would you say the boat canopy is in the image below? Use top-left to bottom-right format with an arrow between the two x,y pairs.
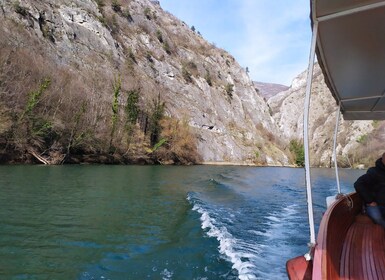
312,0 -> 385,120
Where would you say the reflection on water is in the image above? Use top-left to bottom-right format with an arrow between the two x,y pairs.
0,165 -> 364,279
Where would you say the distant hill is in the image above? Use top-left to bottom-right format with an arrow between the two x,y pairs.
253,81 -> 289,100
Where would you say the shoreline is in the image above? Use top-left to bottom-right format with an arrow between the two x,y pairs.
200,161 -> 297,167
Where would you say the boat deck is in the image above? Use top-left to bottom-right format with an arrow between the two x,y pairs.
340,215 -> 385,280
287,194 -> 385,280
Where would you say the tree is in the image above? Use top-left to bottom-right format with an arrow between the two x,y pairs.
110,76 -> 121,151
149,94 -> 165,146
289,139 -> 305,167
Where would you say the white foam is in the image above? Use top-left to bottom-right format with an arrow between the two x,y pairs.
192,203 -> 258,280
247,230 -> 269,237
189,194 -> 302,280
266,216 -> 281,222
161,268 -> 173,280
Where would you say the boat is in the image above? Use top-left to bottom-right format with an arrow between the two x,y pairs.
287,1 -> 385,279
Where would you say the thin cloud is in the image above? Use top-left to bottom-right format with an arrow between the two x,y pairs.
233,0 -> 311,85
161,0 -> 311,85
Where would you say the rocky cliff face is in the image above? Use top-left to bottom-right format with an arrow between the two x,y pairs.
268,64 -> 383,167
3,0 -> 380,167
0,0 -> 289,165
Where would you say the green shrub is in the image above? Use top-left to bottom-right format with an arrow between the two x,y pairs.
356,134 -> 368,144
205,70 -> 212,86
111,0 -> 121,13
126,89 -> 139,124
13,2 -> 28,16
186,61 -> 197,71
110,76 -> 121,149
163,41 -> 171,54
112,76 -> 121,123
41,25 -> 55,42
97,16 -> 107,26
289,139 -> 305,167
156,30 -> 163,43
225,83 -> 234,99
128,48 -> 136,63
20,78 -> 51,120
31,118 -> 53,139
182,61 -> 198,80
109,14 -> 119,34
145,51 -> 154,63
152,138 -> 166,152
255,150 -> 260,158
182,66 -> 192,83
122,9 -> 133,22
149,95 -> 165,146
95,0 -> 105,13
144,7 -> 151,20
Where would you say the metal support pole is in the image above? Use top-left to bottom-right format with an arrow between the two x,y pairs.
333,105 -> 341,194
303,21 -> 318,247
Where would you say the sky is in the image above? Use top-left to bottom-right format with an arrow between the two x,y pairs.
161,0 -> 312,86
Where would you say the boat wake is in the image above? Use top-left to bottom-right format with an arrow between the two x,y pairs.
188,189 -> 308,280
188,193 -> 257,280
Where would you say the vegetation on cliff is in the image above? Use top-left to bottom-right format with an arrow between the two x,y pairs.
0,0 -> 290,165
0,19 -> 199,164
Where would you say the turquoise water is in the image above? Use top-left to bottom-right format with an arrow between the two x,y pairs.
0,165 -> 364,279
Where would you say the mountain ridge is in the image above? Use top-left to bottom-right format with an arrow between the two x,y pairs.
253,81 -> 289,100
0,0 -> 383,167
0,0 -> 290,165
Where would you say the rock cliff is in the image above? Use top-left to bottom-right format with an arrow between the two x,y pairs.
0,0 -> 288,165
2,0 -> 381,167
268,64 -> 384,167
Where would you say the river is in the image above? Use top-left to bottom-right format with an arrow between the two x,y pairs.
0,165 -> 365,279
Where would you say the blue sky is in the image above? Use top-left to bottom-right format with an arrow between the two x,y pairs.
161,0 -> 311,86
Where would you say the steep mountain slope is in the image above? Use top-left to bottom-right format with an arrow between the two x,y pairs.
253,81 -> 289,100
268,64 -> 385,167
0,0 -> 288,165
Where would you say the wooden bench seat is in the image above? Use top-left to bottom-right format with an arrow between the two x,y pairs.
340,214 -> 385,280
289,194 -> 385,280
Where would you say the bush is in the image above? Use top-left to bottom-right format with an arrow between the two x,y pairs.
144,7 -> 151,20
182,66 -> 192,83
205,70 -> 212,86
13,2 -> 28,16
148,95 -> 164,146
182,61 -> 198,82
97,16 -> 107,26
155,117 -> 201,164
20,78 -> 51,120
289,139 -> 304,167
122,9 -> 133,22
31,118 -> 54,141
163,41 -> 171,54
156,30 -> 163,43
126,89 -> 140,124
111,0 -> 122,13
225,83 -> 234,99
146,51 -> 154,63
95,0 -> 105,10
110,76 -> 121,149
356,134 -> 368,144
